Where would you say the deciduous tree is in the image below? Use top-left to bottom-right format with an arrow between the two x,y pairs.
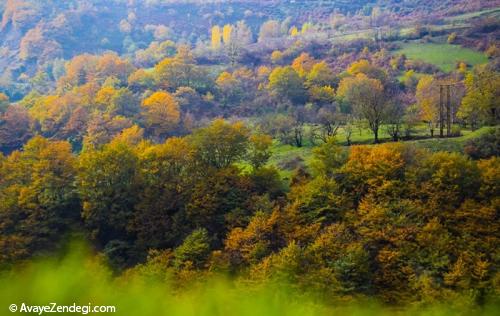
189,119 -> 249,170
0,136 -> 79,263
268,66 -> 306,105
141,91 -> 180,139
338,73 -> 388,143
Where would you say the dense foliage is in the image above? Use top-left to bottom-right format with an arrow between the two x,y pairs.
1,125 -> 499,306
0,0 -> 499,312
3,245 -> 499,316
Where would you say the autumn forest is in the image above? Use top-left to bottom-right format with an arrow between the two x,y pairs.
0,1 -> 499,315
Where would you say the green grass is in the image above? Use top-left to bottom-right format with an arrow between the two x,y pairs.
399,24 -> 470,39
267,142 -> 313,179
332,8 -> 498,45
1,244 -> 499,316
333,30 -> 373,42
264,126 -> 492,178
445,8 -> 500,22
410,126 -> 494,153
394,42 -> 488,72
397,71 -> 428,84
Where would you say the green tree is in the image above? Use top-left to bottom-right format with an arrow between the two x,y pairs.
190,119 -> 249,170
109,87 -> 139,117
337,73 -> 388,143
155,46 -> 212,93
458,67 -> 500,127
77,140 -> 139,247
174,228 -> 211,269
247,134 -> 273,170
306,61 -> 336,88
268,66 -> 307,104
310,138 -> 347,177
132,137 -> 195,249
347,59 -> 387,83
0,137 -> 79,263
186,166 -> 251,236
127,69 -> 156,92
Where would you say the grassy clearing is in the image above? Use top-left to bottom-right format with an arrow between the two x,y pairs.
394,42 -> 488,72
267,123 -> 429,168
333,30 -> 373,42
267,142 -> 313,179
409,126 -> 494,153
334,8 -> 498,44
265,126 -> 491,178
445,8 -> 500,22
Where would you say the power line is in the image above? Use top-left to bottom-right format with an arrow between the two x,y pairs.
436,70 -> 499,137
438,83 -> 453,137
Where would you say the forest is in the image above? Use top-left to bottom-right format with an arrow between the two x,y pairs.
0,0 -> 499,315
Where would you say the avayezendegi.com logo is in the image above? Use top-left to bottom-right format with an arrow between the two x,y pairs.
9,303 -> 116,315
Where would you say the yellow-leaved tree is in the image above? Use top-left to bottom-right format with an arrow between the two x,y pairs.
141,91 -> 180,139
291,52 -> 316,77
211,25 -> 222,50
222,24 -> 232,45
458,66 -> 500,128
415,75 -> 439,137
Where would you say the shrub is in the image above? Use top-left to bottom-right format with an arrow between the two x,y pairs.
464,127 -> 500,159
450,126 -> 461,137
447,32 -> 457,44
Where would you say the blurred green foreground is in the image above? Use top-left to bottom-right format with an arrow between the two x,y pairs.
0,244 -> 498,316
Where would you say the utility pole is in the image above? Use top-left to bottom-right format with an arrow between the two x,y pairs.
446,85 -> 451,136
439,85 -> 444,138
438,83 -> 453,137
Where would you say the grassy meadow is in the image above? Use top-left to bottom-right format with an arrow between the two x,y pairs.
263,126 -> 493,179
395,42 -> 488,72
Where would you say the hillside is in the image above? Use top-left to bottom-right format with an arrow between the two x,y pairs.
0,1 -> 499,315
1,0 -> 498,99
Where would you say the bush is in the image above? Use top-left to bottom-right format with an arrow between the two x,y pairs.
278,155 -> 305,170
464,127 -> 500,159
447,32 -> 457,44
450,126 -> 461,137
174,228 -> 211,269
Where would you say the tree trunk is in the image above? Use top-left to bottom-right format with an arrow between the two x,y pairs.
373,128 -> 379,143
